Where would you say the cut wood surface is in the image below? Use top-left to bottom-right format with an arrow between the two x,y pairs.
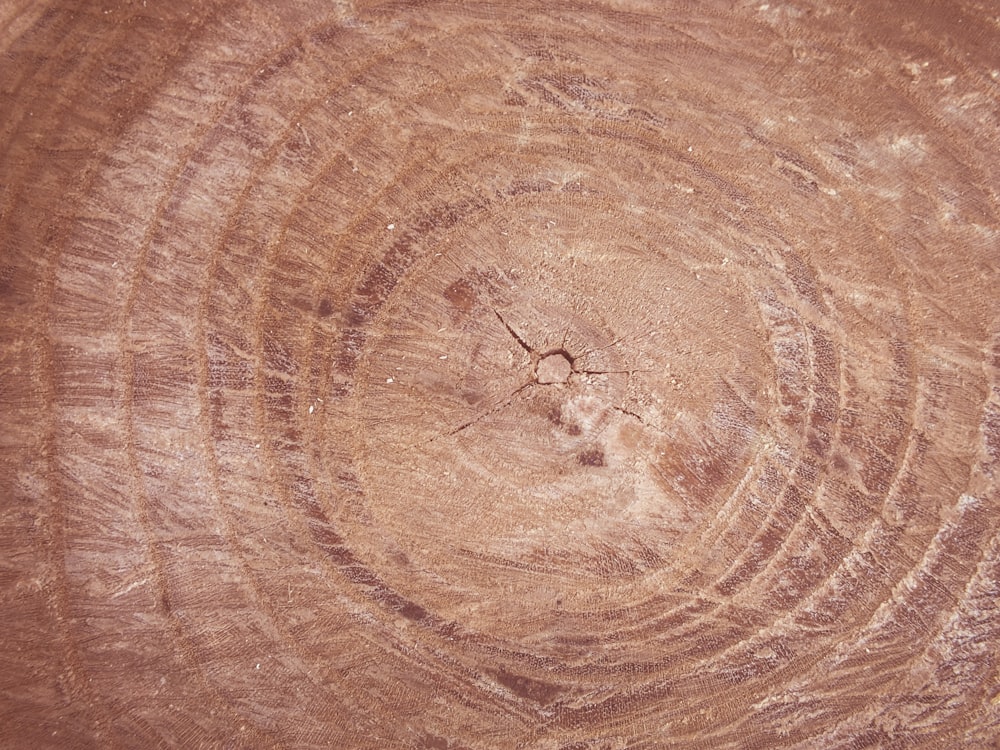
1,1 -> 999,747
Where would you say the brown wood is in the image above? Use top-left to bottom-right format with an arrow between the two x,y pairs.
2,1 -> 999,747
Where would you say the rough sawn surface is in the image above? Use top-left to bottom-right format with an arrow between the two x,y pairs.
1,1 -> 999,747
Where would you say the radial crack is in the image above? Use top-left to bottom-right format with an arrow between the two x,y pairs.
493,308 -> 534,355
427,382 -> 534,443
613,405 -> 671,437
577,367 -> 652,376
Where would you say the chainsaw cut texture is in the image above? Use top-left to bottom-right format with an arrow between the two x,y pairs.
1,1 -> 999,748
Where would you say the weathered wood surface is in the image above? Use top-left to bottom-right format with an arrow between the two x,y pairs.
1,1 -> 999,747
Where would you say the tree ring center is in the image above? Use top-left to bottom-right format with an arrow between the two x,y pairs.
536,351 -> 573,384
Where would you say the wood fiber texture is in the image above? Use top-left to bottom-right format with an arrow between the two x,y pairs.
1,1 -> 999,748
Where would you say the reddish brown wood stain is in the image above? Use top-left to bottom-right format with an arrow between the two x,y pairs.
1,1 -> 999,748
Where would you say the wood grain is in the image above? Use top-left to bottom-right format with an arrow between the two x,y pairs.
2,1 -> 999,747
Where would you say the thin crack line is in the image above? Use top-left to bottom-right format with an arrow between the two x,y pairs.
612,405 -> 672,437
576,327 -> 660,358
425,382 -> 534,444
577,368 -> 653,375
493,308 -> 534,354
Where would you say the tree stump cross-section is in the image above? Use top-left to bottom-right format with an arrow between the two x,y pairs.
1,1 -> 999,748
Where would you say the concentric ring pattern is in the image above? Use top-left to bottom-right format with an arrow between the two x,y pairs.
2,1 -> 999,747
